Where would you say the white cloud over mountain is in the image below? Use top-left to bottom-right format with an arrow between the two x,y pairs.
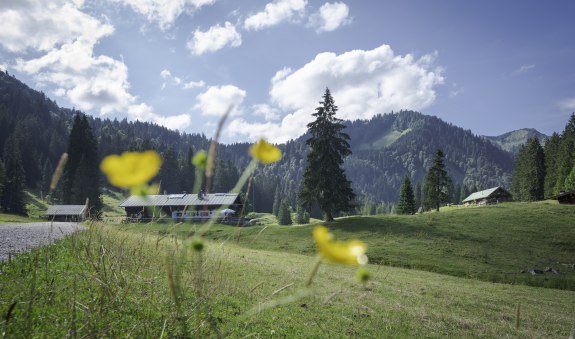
228,44 -> 444,143
187,22 -> 242,55
309,2 -> 351,33
244,0 -> 307,31
195,85 -> 246,116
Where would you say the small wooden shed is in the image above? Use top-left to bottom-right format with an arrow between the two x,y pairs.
462,186 -> 513,206
45,205 -> 87,221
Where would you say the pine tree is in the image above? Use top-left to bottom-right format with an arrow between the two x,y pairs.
564,165 -> 575,191
396,176 -> 416,214
511,138 -> 546,201
180,147 -> 195,194
298,88 -> 355,221
423,149 -> 452,211
414,182 -> 422,210
272,185 -> 281,216
1,138 -> 27,215
0,161 -> 4,208
543,133 -> 561,196
554,113 -> 575,192
277,200 -> 292,225
62,114 -> 102,215
295,203 -> 309,224
158,146 -> 181,194
452,183 -> 462,204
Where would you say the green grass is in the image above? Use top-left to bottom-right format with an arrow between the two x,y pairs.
1,223 -> 573,337
123,201 -> 575,290
0,213 -> 40,223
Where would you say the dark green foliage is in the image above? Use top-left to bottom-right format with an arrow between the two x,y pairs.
272,185 -> 281,216
543,133 -> 561,196
299,88 -> 356,221
158,147 -> 181,194
553,113 -> 575,193
452,183 -> 462,204
1,138 -> 27,215
423,149 -> 452,211
277,200 -> 292,225
461,185 -> 470,203
396,176 -> 416,214
62,114 -> 102,215
211,160 -> 239,193
511,138 -> 545,201
295,203 -> 309,224
414,182 -> 422,210
179,147 -> 195,193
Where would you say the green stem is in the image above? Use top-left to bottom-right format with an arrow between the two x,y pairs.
305,256 -> 323,287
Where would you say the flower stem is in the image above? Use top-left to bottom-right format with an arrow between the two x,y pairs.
305,256 -> 322,287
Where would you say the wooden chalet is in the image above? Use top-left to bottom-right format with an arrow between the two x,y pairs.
557,191 -> 575,204
118,192 -> 243,222
462,186 -> 512,206
44,205 -> 87,222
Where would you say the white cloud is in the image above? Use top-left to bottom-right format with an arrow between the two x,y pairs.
183,80 -> 205,89
252,104 -> 280,121
160,69 -> 171,78
309,2 -> 351,33
244,0 -> 307,31
129,103 -> 192,129
195,85 -> 246,116
229,44 -> 444,142
110,0 -> 216,29
514,64 -> 535,75
559,97 -> 575,110
0,0 -> 114,53
187,22 -> 242,55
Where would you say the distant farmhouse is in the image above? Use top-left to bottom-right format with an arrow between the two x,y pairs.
119,192 -> 243,222
44,205 -> 87,222
462,186 -> 512,206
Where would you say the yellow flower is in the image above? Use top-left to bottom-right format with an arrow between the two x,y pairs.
249,139 -> 282,164
192,150 -> 207,169
100,150 -> 162,189
313,226 -> 368,266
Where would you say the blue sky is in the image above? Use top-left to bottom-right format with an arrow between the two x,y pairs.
1,0 -> 574,143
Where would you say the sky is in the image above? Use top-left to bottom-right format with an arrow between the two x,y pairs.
1,0 -> 574,143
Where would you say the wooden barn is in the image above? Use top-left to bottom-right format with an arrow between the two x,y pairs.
462,186 -> 513,206
557,191 -> 575,204
44,205 -> 87,222
119,192 -> 243,222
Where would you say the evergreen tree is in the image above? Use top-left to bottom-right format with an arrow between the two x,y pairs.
396,176 -> 416,214
414,182 -> 422,210
40,159 -> 53,199
158,147 -> 181,194
1,138 -> 27,215
62,114 -> 102,215
511,138 -> 546,201
295,203 -> 309,224
543,133 -> 561,196
180,147 -> 195,194
277,200 -> 292,225
0,161 -> 4,209
554,113 -> 575,192
461,185 -> 470,202
564,165 -> 575,191
272,185 -> 281,216
423,149 -> 452,211
298,88 -> 355,221
452,183 -> 462,204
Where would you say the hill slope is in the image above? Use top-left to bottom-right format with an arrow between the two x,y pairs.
484,128 -> 548,155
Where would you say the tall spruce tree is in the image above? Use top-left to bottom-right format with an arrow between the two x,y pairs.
414,182 -> 422,210
298,88 -> 355,222
1,138 -> 27,215
554,113 -> 575,192
158,146 -> 181,194
272,185 -> 281,216
396,176 -> 416,214
62,114 -> 102,216
277,200 -> 292,225
544,133 -> 561,196
511,138 -> 545,201
423,149 -> 452,211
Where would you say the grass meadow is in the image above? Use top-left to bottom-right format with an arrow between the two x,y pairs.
1,201 -> 574,337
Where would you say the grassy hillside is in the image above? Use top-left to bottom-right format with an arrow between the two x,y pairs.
122,201 -> 575,290
0,223 -> 573,337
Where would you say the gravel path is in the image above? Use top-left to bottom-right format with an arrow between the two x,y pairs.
0,222 -> 84,262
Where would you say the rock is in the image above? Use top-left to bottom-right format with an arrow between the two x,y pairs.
528,268 -> 544,275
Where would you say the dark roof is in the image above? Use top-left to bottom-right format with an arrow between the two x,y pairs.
119,193 -> 240,208
462,186 -> 510,203
45,205 -> 87,216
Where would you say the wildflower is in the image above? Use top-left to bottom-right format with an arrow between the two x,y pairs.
249,139 -> 281,164
313,226 -> 368,266
100,150 -> 162,189
192,150 -> 208,169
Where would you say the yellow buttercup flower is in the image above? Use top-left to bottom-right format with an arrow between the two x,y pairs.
249,139 -> 281,164
313,226 -> 368,266
100,150 -> 162,189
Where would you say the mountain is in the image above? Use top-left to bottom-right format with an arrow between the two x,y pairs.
1,70 -> 518,213
483,128 -> 548,155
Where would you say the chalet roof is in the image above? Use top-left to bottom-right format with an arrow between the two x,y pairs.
119,193 -> 240,208
45,205 -> 87,216
462,186 -> 507,203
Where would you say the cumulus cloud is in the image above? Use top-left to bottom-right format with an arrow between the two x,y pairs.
513,64 -> 535,75
0,0 -> 114,52
228,44 -> 444,142
109,0 -> 216,29
244,0 -> 307,31
183,80 -> 205,89
160,68 -> 202,90
195,85 -> 246,116
187,22 -> 242,55
252,104 -> 280,121
129,103 -> 192,130
309,2 -> 351,32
